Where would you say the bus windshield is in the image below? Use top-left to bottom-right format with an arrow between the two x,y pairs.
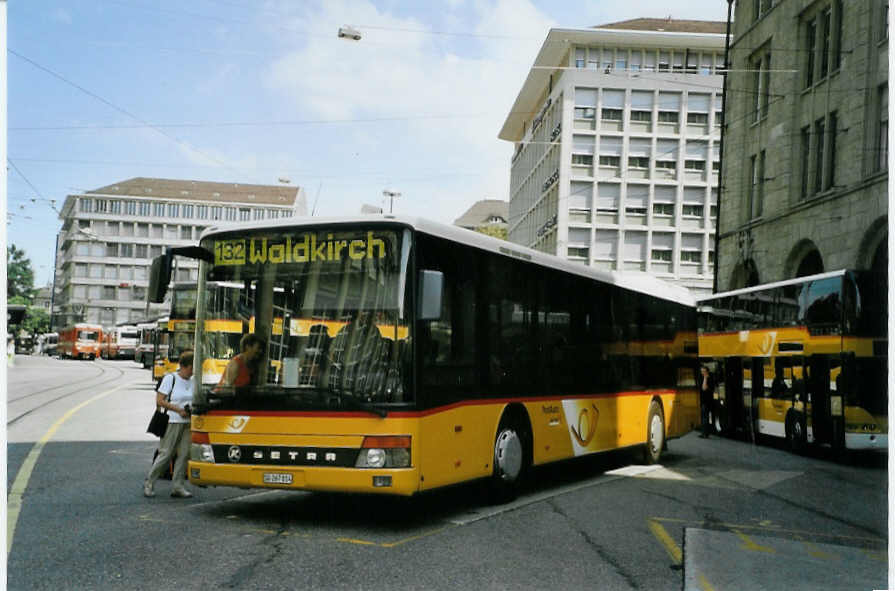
78,331 -> 99,341
195,226 -> 412,411
851,271 -> 887,337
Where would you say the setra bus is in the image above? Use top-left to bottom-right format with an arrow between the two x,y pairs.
149,216 -> 700,498
58,323 -> 103,360
696,270 -> 887,453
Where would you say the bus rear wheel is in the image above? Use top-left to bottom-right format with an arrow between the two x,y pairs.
642,400 -> 665,464
488,417 -> 528,503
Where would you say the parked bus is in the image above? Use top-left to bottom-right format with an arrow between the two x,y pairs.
159,282 -> 245,383
59,323 -> 103,360
135,318 -> 168,371
697,270 -> 887,453
101,325 -> 139,359
149,216 -> 699,498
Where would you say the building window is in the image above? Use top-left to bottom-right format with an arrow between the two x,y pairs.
109,201 -> 121,214
211,207 -> 223,220
655,160 -> 676,171
167,203 -> 179,217
182,204 -> 193,218
653,203 -> 674,217
75,263 -> 88,278
628,156 -> 649,169
687,112 -> 708,124
651,249 -> 672,262
253,209 -> 265,220
138,202 -> 151,216
80,198 -> 93,212
575,107 -> 596,119
153,202 -> 165,216
685,160 -> 706,171
95,200 -> 108,213
575,47 -> 585,68
151,224 -> 163,238
827,111 -> 837,190
180,226 -> 193,240
197,205 -> 208,219
820,7 -> 832,79
125,201 -> 137,215
749,151 -> 765,219
119,243 -> 134,258
814,117 -> 825,193
800,126 -> 811,198
601,108 -> 622,121
572,154 -> 594,167
682,204 -> 704,217
239,208 -> 251,221
878,85 -> 888,171
631,110 -> 652,122
658,111 -> 679,123
833,0 -> 843,70
754,0 -> 773,21
135,244 -> 148,258
104,265 -> 117,280
568,247 -> 589,258
680,250 -> 702,263
599,155 -> 620,167
805,17 -> 817,88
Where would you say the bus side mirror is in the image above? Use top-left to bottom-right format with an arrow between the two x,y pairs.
148,252 -> 174,303
418,270 -> 444,321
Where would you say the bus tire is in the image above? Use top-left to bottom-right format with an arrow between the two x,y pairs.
786,411 -> 806,454
642,400 -> 665,464
488,414 -> 529,503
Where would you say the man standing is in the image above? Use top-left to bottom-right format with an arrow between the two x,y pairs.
699,365 -> 715,438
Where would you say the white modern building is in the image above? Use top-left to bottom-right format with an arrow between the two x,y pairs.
499,19 -> 726,295
53,177 -> 306,328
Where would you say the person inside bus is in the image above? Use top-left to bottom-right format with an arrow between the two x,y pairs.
771,365 -> 788,399
218,333 -> 265,388
144,351 -> 195,499
699,365 -> 715,438
327,311 -> 386,397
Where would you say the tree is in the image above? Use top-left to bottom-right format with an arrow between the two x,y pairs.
7,245 -> 36,302
22,306 -> 51,336
474,225 -> 507,240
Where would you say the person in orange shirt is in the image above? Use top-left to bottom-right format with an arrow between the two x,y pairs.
218,333 -> 265,388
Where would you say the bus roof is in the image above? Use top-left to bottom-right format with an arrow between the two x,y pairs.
197,214 -> 697,307
696,269 -> 849,303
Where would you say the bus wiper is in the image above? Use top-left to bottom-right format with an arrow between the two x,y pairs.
337,393 -> 388,418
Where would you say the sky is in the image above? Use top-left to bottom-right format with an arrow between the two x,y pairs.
7,0 -> 730,287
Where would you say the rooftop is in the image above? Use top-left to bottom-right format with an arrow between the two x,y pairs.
596,18 -> 726,35
83,177 -> 300,206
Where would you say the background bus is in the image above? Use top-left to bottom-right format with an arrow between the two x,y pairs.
134,318 -> 168,374
696,269 -> 887,453
165,281 -> 245,383
37,332 -> 58,356
150,216 -> 699,499
59,323 -> 103,360
101,325 -> 139,359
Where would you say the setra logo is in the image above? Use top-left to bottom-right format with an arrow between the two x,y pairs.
570,403 -> 600,446
759,331 -> 777,356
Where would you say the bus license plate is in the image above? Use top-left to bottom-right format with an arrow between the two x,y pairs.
263,473 -> 293,485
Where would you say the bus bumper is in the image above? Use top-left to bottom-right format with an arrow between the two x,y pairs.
844,432 -> 887,450
188,461 -> 420,496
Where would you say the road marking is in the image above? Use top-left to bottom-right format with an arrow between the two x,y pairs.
733,529 -> 775,553
449,464 -> 663,526
7,384 -> 128,556
697,574 -> 716,591
647,518 -> 682,564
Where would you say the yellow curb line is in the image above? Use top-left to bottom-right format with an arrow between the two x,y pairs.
7,384 -> 127,557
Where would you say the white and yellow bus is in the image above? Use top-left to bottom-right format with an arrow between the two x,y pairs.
149,216 -> 700,498
697,270 -> 887,453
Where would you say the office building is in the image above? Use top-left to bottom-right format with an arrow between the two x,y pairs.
717,0 -> 887,289
500,19 -> 726,295
52,177 -> 306,328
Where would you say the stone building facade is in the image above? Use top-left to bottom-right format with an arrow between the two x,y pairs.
717,0 -> 888,291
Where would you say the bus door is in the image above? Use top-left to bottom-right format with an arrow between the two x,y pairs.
747,358 -> 765,442
807,355 -> 834,446
722,357 -> 745,437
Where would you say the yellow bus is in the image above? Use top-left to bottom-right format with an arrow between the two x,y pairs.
697,270 -> 887,453
148,217 -> 699,498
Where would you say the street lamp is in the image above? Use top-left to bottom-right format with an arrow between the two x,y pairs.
382,189 -> 401,214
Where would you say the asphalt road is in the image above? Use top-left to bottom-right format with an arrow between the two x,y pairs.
6,354 -> 888,590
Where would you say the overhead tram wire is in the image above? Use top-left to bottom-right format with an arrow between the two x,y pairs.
8,49 -> 252,181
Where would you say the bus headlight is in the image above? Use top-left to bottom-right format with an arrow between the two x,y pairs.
190,431 -> 215,463
355,436 -> 411,468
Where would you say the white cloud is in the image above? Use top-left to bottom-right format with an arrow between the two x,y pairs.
262,0 -> 555,220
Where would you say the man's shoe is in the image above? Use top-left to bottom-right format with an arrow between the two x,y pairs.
143,481 -> 155,497
170,488 -> 193,498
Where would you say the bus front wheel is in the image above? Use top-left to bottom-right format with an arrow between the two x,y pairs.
642,400 -> 665,464
488,416 -> 529,502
